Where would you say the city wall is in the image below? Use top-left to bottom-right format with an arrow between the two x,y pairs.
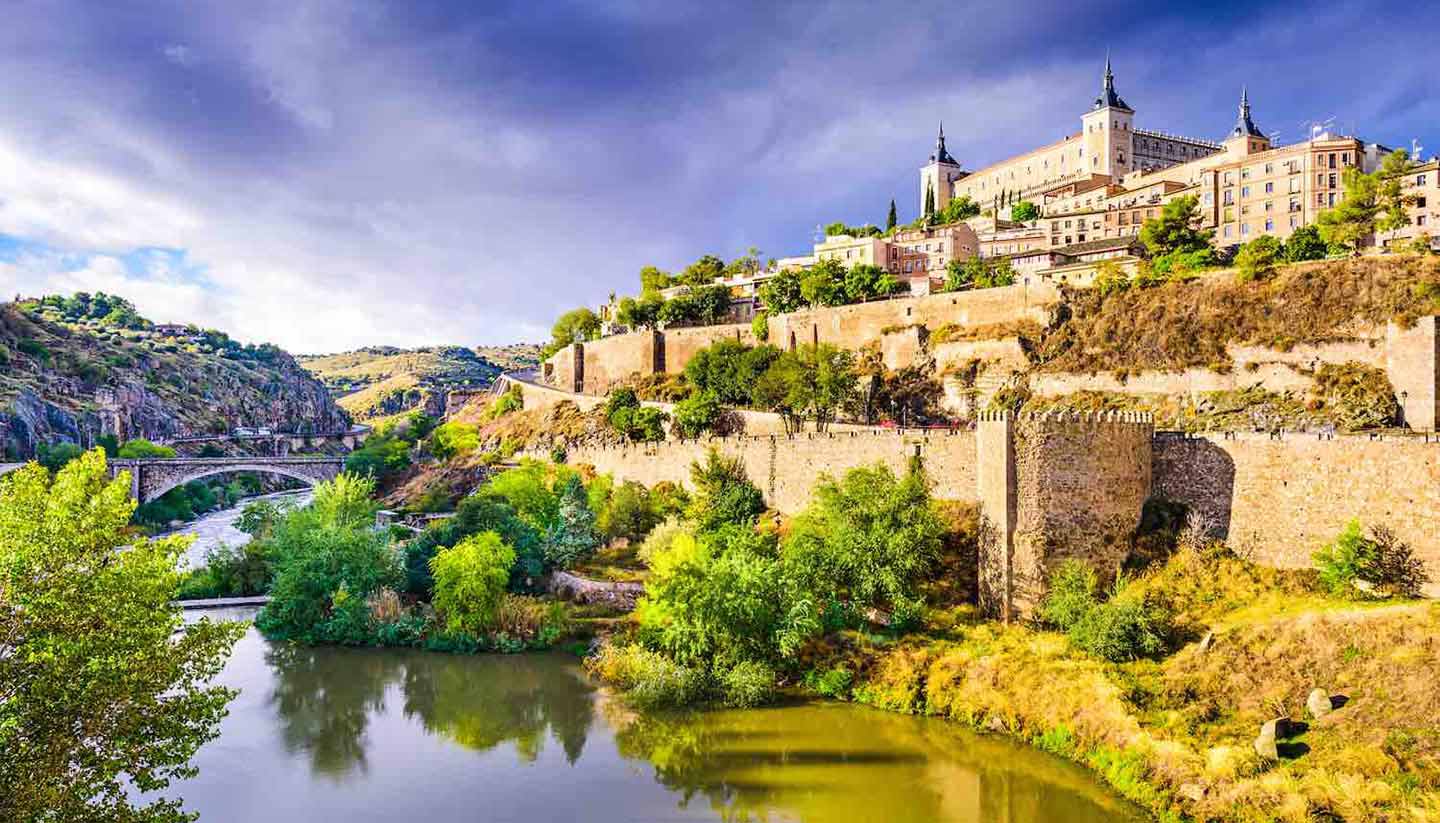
1153,431 -> 1440,594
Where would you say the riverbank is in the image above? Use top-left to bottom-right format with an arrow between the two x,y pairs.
161,488 -> 312,567
784,547 -> 1440,823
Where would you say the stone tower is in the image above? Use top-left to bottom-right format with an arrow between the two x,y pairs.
1080,54 -> 1134,178
919,122 -> 965,218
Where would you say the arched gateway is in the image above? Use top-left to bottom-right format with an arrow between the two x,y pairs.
107,457 -> 344,503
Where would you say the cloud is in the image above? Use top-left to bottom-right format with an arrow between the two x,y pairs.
0,0 -> 1432,354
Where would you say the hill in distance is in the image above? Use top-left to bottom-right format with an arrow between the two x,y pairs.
299,343 -> 539,422
0,293 -> 348,459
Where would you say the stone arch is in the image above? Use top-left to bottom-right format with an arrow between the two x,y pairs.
111,457 -> 344,503
143,464 -> 333,503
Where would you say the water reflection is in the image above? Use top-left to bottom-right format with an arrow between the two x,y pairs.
166,625 -> 1142,823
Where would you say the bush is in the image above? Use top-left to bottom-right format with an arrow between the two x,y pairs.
429,420 -> 480,460
345,433 -> 411,480
1312,362 -> 1399,430
256,519 -> 401,643
586,643 -> 710,708
686,450 -> 766,533
751,311 -> 769,341
36,441 -> 85,472
804,667 -> 854,699
672,392 -> 720,438
719,660 -> 777,708
544,475 -> 600,569
175,541 -> 275,599
1039,560 -> 1170,662
430,531 -> 516,634
115,438 -> 176,458
1284,224 -> 1327,262
1314,519 -> 1428,599
1235,235 -> 1283,283
597,481 -> 661,543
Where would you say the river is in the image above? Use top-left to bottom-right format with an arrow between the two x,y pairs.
165,612 -> 1145,823
164,490 -> 312,568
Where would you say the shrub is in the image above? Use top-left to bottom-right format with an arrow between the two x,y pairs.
1314,519 -> 1428,599
345,433 -> 411,480
672,392 -> 720,438
430,531 -> 516,634
1235,235 -> 1283,282
586,643 -> 710,708
1039,560 -> 1170,662
719,660 -> 777,708
804,667 -> 854,700
115,438 -> 176,458
1312,362 -> 1399,430
36,441 -> 85,471
1038,560 -> 1099,631
429,421 -> 480,460
686,450 -> 766,533
256,515 -> 402,643
1284,224 -> 1327,262
751,311 -> 769,341
544,475 -> 600,569
492,593 -> 568,647
597,481 -> 661,543
175,541 -> 274,599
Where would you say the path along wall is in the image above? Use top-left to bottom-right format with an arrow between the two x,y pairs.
1153,431 -> 1440,594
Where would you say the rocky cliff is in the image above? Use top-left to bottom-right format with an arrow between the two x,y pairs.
0,297 -> 349,459
298,345 -> 526,421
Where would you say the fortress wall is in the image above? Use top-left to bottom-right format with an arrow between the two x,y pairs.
1030,364 -> 1315,397
564,429 -> 977,514
767,281 -> 1060,355
1387,317 -> 1440,430
578,331 -> 659,395
1153,432 -> 1440,593
660,324 -> 756,375
934,337 -> 1030,375
1008,413 -> 1154,615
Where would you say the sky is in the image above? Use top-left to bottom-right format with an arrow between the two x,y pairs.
0,0 -> 1434,354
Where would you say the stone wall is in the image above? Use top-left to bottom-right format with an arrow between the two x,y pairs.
562,429 -> 977,514
578,331 -> 660,395
1153,431 -> 1440,594
1386,317 -> 1440,430
659,324 -> 756,375
766,280 -> 1060,355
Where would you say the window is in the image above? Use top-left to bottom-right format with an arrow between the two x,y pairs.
1264,201 -> 1274,212
1289,198 -> 1301,212
1418,197 -> 1428,209
1418,174 -> 1428,186
1203,192 -> 1214,205
1342,152 -> 1351,165
1242,167 -> 1251,180
1223,191 -> 1234,205
1265,182 -> 1274,194
1420,215 -> 1428,227
1224,172 -> 1235,185
1223,225 -> 1232,238
1328,153 -> 1337,169
1264,163 -> 1274,174
1290,216 -> 1300,228
1328,174 -> 1337,188
1290,178 -> 1301,194
1241,186 -> 1250,198
1241,224 -> 1250,236
1329,193 -> 1337,207
1265,219 -> 1274,231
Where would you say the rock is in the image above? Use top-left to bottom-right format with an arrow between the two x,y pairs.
1307,688 -> 1333,719
1178,783 -> 1207,804
1254,717 -> 1286,760
985,716 -> 1007,733
1197,631 -> 1214,653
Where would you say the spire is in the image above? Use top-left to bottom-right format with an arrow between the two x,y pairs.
1093,50 -> 1132,112
929,120 -> 958,166
1230,85 -> 1264,139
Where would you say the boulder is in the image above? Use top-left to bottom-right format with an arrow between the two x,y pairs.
1307,688 -> 1333,719
1253,718 -> 1283,760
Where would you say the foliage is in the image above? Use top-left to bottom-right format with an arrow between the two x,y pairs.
255,474 -> 401,644
824,221 -> 882,238
1139,195 -> 1213,256
657,284 -> 732,327
804,667 -> 855,699
1311,361 -> 1400,430
750,310 -> 769,341
782,462 -> 943,625
1011,200 -> 1040,222
1283,224 -> 1327,262
542,307 -> 601,359
718,660 -> 777,707
935,195 -> 980,224
486,383 -> 523,419
843,263 -> 903,302
344,431 -> 412,480
683,339 -> 780,406
544,475 -> 600,569
1313,519 -> 1428,599
596,480 -> 662,543
176,541 -> 275,599
672,391 -> 721,438
758,267 -> 805,315
615,293 -> 664,330
638,264 -> 673,294
429,420 -> 480,460
36,440 -> 85,471
604,387 -> 667,441
677,253 -> 726,287
800,258 -> 848,307
1234,234 -> 1284,282
753,343 -> 857,433
1038,560 -> 1169,662
945,255 -> 1015,290
405,491 -> 543,597
430,531 -> 516,634
585,643 -> 710,709
686,450 -> 766,534
1093,260 -> 1131,296
0,451 -> 242,823
886,198 -> 897,231
116,438 -> 178,458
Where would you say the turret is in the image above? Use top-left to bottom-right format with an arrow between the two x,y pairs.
1223,86 -> 1271,156
920,121 -> 964,218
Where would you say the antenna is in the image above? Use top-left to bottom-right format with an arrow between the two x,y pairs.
813,223 -> 825,244
1413,138 -> 1425,161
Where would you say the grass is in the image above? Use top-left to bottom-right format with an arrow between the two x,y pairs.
800,542 -> 1440,822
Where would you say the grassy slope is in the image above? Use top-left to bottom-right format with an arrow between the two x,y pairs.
299,346 -> 504,419
831,547 -> 1440,823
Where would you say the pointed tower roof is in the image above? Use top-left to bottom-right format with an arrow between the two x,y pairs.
1093,52 -> 1132,112
929,121 -> 959,166
1229,86 -> 1265,139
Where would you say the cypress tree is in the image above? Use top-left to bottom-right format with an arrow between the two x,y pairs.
924,184 -> 935,220
886,199 -> 897,231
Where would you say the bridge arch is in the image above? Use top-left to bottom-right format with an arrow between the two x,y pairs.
109,457 -> 344,503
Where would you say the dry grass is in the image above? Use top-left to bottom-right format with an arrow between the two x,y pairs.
930,318 -> 1045,347
1037,256 -> 1440,374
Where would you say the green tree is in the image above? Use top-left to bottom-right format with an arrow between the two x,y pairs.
545,475 -> 601,569
429,421 -> 480,460
431,532 -> 515,634
672,392 -> 722,438
843,263 -> 901,303
1284,224 -> 1327,262
543,307 -> 601,359
758,267 -> 805,315
800,259 -> 848,307
945,255 -> 987,291
936,195 -> 980,224
686,450 -> 766,534
1011,200 -> 1040,222
678,254 -> 726,287
1235,234 -> 1284,282
36,440 -> 85,471
344,433 -> 411,480
117,438 -> 178,458
923,183 -> 935,220
597,481 -> 661,543
0,451 -> 243,823
1139,195 -> 1212,256
782,461 -> 943,625
639,265 -> 673,295
976,257 -> 1017,288
1376,149 -> 1417,247
886,198 -> 897,231
1317,164 -> 1383,254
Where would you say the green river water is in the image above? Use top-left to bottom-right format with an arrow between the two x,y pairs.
164,619 -> 1145,822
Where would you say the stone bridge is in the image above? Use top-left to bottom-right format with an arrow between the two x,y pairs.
108,456 -> 345,503
163,425 -> 371,456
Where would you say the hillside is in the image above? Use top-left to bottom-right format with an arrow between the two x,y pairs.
299,345 -> 530,421
0,294 -> 349,460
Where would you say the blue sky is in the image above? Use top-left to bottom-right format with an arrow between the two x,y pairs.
0,0 -> 1434,353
